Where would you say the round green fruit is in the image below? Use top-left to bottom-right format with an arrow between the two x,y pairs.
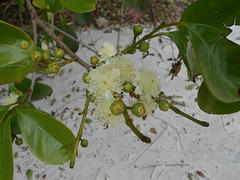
20,40 -> 29,49
127,48 -> 136,55
132,102 -> 145,117
48,62 -> 60,73
82,73 -> 90,84
54,48 -> 65,58
133,25 -> 143,36
15,138 -> 23,146
81,139 -> 88,148
123,81 -> 134,93
158,100 -> 170,111
31,51 -> 43,63
43,50 -> 51,60
110,100 -> 125,115
138,42 -> 149,52
90,56 -> 99,65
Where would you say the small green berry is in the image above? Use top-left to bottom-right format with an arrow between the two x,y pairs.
20,40 -> 29,49
110,100 -> 125,115
48,62 -> 60,73
158,100 -> 170,111
138,42 -> 149,52
43,50 -> 51,60
133,25 -> 143,36
26,169 -> 33,180
81,139 -> 88,148
31,51 -> 43,62
83,74 -> 90,84
90,56 -> 99,65
58,146 -> 69,156
15,138 -> 23,145
54,48 -> 65,58
122,81 -> 134,93
132,103 -> 145,117
127,48 -> 136,54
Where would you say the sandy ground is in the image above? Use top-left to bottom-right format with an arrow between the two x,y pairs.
1,25 -> 240,180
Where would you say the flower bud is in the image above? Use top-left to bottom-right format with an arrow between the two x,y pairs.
132,102 -> 145,117
48,62 -> 60,73
58,146 -> 69,156
31,51 -> 43,62
158,100 -> 170,111
20,40 -> 29,49
15,138 -> 23,146
81,139 -> 88,148
43,50 -> 51,60
133,25 -> 143,37
110,100 -> 125,115
138,42 -> 149,52
122,81 -> 134,93
54,48 -> 65,58
82,74 -> 90,84
127,48 -> 136,55
90,56 -> 99,65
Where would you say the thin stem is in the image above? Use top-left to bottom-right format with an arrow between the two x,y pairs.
70,93 -> 90,168
58,57 -> 77,67
117,0 -> 125,52
169,104 -> 209,127
123,109 -> 151,143
25,0 -> 91,72
44,21 -> 98,55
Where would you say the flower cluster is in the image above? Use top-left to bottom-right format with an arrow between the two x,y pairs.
86,41 -> 161,125
5,92 -> 19,109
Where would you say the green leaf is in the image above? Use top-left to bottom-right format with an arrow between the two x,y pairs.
0,117 -> 13,180
14,78 -> 53,102
33,0 -> 47,9
0,21 -> 36,85
15,0 -> 25,12
16,108 -> 75,164
20,28 -> 42,47
47,0 -> 63,13
75,12 -> 93,26
198,82 -> 240,114
59,0 -> 97,13
59,15 -> 79,52
0,105 -> 12,125
179,23 -> 240,103
180,0 -> 240,36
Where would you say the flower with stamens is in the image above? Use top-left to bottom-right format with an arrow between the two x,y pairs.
5,92 -> 19,109
98,41 -> 116,58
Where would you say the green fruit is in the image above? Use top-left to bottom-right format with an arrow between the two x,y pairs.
15,138 -> 23,145
81,139 -> 88,148
123,81 -> 134,93
127,48 -> 136,55
31,51 -> 43,62
138,42 -> 149,52
158,100 -> 170,111
110,100 -> 125,115
132,103 -> 145,117
20,40 -> 29,49
133,25 -> 143,36
43,50 -> 51,60
90,56 -> 99,65
26,169 -> 33,180
59,146 -> 69,156
48,62 -> 60,73
83,73 -> 90,84
54,48 -> 65,58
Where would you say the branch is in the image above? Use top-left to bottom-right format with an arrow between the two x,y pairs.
44,21 -> 98,55
25,0 -> 91,72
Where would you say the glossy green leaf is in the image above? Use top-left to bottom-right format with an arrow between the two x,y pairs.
59,0 -> 97,13
180,23 -> 240,103
75,12 -> 93,26
33,0 -> 47,9
0,105 -> 12,125
47,0 -> 63,13
198,82 -> 240,114
14,78 -> 53,102
0,117 -> 13,180
59,15 -> 79,53
16,108 -> 75,164
0,21 -> 36,85
15,0 -> 25,12
181,0 -> 240,36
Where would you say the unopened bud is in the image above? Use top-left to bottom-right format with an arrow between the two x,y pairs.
54,48 -> 65,58
133,25 -> 143,37
48,62 -> 60,73
138,42 -> 149,52
110,100 -> 125,115
83,74 -> 90,84
31,51 -> 43,62
43,50 -> 51,60
90,56 -> 99,65
132,103 -> 145,117
123,81 -> 134,93
158,100 -> 170,111
81,139 -> 88,148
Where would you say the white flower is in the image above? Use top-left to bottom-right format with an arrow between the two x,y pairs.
139,99 -> 157,115
135,69 -> 161,101
5,92 -> 19,109
98,41 -> 116,58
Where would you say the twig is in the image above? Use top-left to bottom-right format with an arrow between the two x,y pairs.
44,21 -> 98,55
19,8 -> 24,27
25,0 -> 91,72
117,0 -> 125,52
27,72 -> 36,104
